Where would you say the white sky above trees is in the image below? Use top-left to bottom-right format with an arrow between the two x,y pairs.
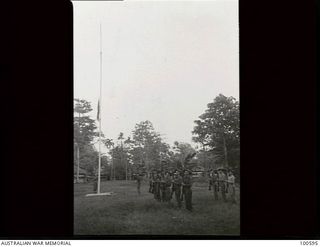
73,0 -> 239,149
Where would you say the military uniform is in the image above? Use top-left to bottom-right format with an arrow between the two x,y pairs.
172,174 -> 183,208
158,175 -> 164,201
163,174 -> 172,202
212,172 -> 219,200
228,173 -> 236,203
182,172 -> 193,211
136,174 -> 143,195
154,174 -> 161,201
149,173 -> 155,194
219,171 -> 227,202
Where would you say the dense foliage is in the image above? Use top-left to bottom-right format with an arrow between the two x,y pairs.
192,94 -> 240,178
74,94 -> 240,180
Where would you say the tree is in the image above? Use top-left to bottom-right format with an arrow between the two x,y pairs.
117,132 -> 127,180
78,145 -> 98,176
131,120 -> 169,174
124,137 -> 135,179
103,138 -> 115,180
74,99 -> 98,146
192,94 -> 239,175
172,141 -> 196,170
100,155 -> 109,180
110,145 -> 129,180
195,149 -> 222,171
103,134 -> 133,180
74,98 -> 99,177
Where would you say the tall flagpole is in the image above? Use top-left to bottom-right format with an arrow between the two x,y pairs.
97,23 -> 102,194
85,23 -> 112,197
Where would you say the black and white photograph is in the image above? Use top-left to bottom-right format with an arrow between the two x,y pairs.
73,0 -> 239,235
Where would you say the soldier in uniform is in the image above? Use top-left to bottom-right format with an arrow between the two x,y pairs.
154,172 -> 162,201
160,172 -> 166,202
212,170 -> 219,200
182,170 -> 193,211
149,172 -> 155,194
227,170 -> 236,204
218,169 -> 227,202
179,170 -> 185,202
170,170 -> 178,199
162,172 -> 172,202
172,171 -> 183,208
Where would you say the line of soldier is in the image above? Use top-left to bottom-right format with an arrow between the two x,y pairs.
208,168 -> 236,204
134,167 -> 236,211
148,170 -> 193,211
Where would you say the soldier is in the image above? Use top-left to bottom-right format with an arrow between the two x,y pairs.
172,172 -> 183,208
179,170 -> 185,202
182,170 -> 193,211
163,171 -> 172,202
170,170 -> 178,199
154,172 -> 161,201
149,172 -> 155,194
160,172 -> 166,202
212,170 -> 219,200
218,169 -> 227,202
227,171 -> 236,204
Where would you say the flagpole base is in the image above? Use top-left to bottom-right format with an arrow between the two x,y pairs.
85,192 -> 113,197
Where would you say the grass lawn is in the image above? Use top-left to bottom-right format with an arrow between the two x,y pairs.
74,180 -> 240,235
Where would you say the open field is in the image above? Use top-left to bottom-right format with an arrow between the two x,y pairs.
74,180 -> 240,235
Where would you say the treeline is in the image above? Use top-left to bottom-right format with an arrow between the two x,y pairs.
193,94 -> 240,179
74,94 -> 239,180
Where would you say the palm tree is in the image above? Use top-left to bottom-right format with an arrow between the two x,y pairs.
104,138 -> 115,180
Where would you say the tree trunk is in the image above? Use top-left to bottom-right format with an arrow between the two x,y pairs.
222,134 -> 228,168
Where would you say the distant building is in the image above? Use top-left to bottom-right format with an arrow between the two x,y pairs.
191,165 -> 205,178
74,166 -> 88,183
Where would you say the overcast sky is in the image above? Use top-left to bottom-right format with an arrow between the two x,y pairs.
73,0 -> 239,148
